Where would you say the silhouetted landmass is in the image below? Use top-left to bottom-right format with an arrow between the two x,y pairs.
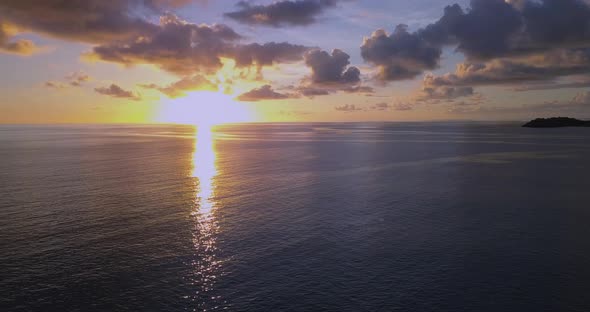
523,117 -> 590,128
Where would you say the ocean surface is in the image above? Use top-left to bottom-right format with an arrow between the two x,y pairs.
1,122 -> 590,311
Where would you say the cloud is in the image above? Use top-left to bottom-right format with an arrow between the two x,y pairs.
232,42 -> 312,68
85,14 -> 241,75
423,48 -> 590,88
293,48 -> 371,97
444,0 -> 522,60
362,0 -> 590,82
304,49 -> 360,84
392,102 -> 414,111
414,76 -> 485,106
141,75 -> 218,97
521,0 -> 590,49
293,84 -> 373,98
66,71 -> 90,87
361,25 -> 442,81
512,76 -> 590,91
44,81 -> 66,89
1,2 -> 312,79
371,102 -> 390,110
224,0 -> 338,27
369,102 -> 414,111
85,14 -> 311,76
572,90 -> 590,105
335,104 -> 363,112
0,22 -> 40,55
449,91 -> 590,116
0,1 -> 206,46
0,0 -> 172,44
341,85 -> 374,94
334,102 -> 408,112
236,85 -> 296,101
447,101 -> 482,114
44,71 -> 91,89
297,87 -> 331,97
449,95 -> 590,118
94,84 -> 141,100
418,85 -> 475,102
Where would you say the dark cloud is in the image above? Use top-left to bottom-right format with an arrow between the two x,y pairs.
0,0 -> 176,44
94,84 -> 141,100
236,85 -> 295,101
361,25 -> 442,81
451,0 -> 590,57
86,14 -> 310,76
86,14 -> 241,75
140,75 -> 218,98
293,48 -> 370,97
362,0 -> 590,82
0,1 -> 208,46
304,49 -> 360,84
522,0 -> 590,48
447,0 -> 522,59
224,0 -> 338,27
1,2 -> 311,79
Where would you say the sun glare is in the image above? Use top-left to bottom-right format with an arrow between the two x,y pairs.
157,91 -> 255,126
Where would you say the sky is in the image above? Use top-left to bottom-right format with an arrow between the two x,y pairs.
1,0 -> 590,124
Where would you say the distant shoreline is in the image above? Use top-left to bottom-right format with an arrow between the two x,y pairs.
523,117 -> 590,128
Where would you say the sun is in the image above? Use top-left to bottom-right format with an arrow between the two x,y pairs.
156,91 -> 255,126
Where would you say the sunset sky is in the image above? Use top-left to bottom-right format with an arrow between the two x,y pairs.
1,0 -> 590,124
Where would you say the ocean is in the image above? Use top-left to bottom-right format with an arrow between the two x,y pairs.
1,122 -> 590,311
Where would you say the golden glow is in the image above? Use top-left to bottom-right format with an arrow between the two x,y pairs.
157,58 -> 265,127
157,90 -> 255,126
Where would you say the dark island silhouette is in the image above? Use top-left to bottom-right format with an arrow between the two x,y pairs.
523,117 -> 590,128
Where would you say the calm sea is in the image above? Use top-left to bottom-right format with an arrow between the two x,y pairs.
1,123 -> 590,311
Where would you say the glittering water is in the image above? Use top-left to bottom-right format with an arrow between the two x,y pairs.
1,123 -> 590,311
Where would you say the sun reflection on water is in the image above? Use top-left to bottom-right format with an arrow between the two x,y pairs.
193,125 -> 217,215
190,125 -> 224,310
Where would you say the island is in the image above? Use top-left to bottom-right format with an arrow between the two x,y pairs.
523,117 -> 590,128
